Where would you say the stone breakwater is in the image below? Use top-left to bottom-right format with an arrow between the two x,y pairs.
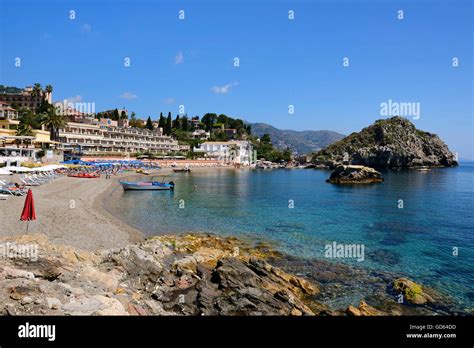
0,233 -> 464,316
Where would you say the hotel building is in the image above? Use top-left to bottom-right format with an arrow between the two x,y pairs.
58,118 -> 190,155
0,86 -> 51,111
0,102 -> 56,164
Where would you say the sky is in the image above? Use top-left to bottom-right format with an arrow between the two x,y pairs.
1,0 -> 473,158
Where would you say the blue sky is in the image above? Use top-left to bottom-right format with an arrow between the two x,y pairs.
1,0 -> 473,158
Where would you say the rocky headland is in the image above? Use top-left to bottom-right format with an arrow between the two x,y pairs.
312,116 -> 458,168
0,233 -> 466,316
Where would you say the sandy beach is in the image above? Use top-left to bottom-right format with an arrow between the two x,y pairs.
0,174 -> 144,251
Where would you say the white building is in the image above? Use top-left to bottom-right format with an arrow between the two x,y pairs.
58,122 -> 189,155
195,141 -> 254,165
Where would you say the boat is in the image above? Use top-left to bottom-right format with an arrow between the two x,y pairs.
68,173 -> 100,178
120,176 -> 175,191
173,167 -> 191,173
417,166 -> 431,172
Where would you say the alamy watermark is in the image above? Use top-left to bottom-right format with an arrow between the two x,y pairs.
216,149 -> 258,165
380,99 -> 421,120
324,241 -> 365,262
54,99 -> 96,115
0,242 -> 38,261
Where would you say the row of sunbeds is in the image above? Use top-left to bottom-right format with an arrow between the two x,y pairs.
0,171 -> 63,199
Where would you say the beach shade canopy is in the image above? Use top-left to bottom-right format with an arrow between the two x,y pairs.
0,168 -> 12,175
4,166 -> 34,173
20,189 -> 36,221
35,166 -> 54,172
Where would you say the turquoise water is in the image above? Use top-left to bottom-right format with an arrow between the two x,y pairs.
110,165 -> 474,309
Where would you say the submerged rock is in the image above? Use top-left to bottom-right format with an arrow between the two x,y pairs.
327,165 -> 383,184
392,278 -> 433,305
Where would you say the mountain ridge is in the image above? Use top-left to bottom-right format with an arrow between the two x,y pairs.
250,122 -> 345,155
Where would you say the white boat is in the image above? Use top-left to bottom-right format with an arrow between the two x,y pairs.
120,176 -> 174,191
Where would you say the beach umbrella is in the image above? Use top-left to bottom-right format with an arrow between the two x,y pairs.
0,168 -> 12,175
35,166 -> 53,172
20,189 -> 36,232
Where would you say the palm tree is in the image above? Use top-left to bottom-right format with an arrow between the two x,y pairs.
45,85 -> 53,102
31,83 -> 42,98
18,107 -> 41,129
16,124 -> 35,148
41,106 -> 67,142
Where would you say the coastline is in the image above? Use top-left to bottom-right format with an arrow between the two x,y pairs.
0,170 -> 469,315
100,172 -> 468,315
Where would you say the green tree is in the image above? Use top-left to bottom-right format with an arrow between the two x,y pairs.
172,115 -> 181,129
145,116 -> 154,131
165,112 -> 172,135
113,108 -> 120,121
40,106 -> 67,141
261,133 -> 271,144
35,99 -> 51,115
16,124 -> 35,137
158,114 -> 166,129
202,113 -> 217,131
15,123 -> 35,147
120,110 -> 127,119
18,108 -> 41,129
181,116 -> 189,131
129,113 -> 139,127
281,148 -> 292,162
31,83 -> 42,97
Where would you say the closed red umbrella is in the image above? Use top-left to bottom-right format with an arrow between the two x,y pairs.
20,189 -> 36,232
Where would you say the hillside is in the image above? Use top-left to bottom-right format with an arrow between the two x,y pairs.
250,123 -> 345,155
311,116 -> 458,168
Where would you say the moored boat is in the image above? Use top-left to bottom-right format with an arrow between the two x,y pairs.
120,176 -> 174,191
173,168 -> 191,173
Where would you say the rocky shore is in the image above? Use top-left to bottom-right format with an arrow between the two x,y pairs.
0,233 -> 465,316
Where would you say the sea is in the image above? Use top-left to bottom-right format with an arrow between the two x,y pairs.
106,164 -> 474,310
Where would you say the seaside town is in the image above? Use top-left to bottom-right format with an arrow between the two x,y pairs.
0,3 -> 472,347
0,83 -> 298,171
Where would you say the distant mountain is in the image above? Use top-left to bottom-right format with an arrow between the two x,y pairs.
250,123 -> 345,155
312,116 -> 458,168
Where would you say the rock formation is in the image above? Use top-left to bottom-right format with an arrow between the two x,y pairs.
0,234 -> 320,316
327,165 -> 383,184
312,116 -> 458,168
0,233 -> 460,316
